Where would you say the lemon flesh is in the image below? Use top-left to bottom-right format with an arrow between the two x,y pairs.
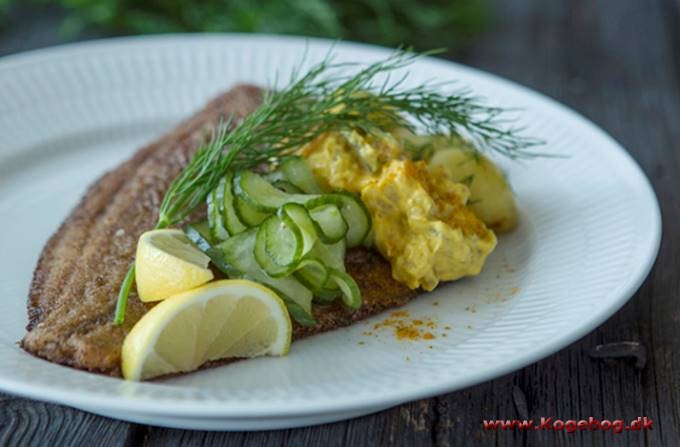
122,279 -> 292,381
135,229 -> 214,302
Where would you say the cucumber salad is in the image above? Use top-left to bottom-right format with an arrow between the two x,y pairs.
185,156 -> 371,326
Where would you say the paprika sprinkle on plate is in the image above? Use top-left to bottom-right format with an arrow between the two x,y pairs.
369,310 -> 449,341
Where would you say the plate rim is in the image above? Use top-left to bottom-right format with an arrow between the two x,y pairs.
0,33 -> 662,419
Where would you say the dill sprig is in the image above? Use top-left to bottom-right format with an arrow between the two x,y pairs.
157,123 -> 234,228
113,48 -> 543,325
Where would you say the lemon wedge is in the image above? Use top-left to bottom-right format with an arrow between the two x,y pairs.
135,229 -> 214,302
122,279 -> 292,381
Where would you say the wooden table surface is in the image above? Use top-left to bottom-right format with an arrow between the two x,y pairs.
1,0 -> 678,445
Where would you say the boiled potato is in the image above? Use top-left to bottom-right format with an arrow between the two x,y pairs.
428,147 -> 518,233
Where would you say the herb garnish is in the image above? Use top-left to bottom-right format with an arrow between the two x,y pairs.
114,49 -> 542,325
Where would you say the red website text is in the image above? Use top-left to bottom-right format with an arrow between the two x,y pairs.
483,417 -> 653,434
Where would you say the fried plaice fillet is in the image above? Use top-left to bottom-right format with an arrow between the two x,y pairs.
21,85 -> 417,377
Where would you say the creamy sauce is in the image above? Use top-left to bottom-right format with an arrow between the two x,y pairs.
299,131 -> 497,291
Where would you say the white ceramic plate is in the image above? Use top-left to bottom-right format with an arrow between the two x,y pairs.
0,35 -> 661,430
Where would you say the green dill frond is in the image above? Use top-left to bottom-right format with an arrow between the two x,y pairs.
157,121 -> 233,228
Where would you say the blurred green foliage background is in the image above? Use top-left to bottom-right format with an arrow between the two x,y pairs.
1,0 -> 490,51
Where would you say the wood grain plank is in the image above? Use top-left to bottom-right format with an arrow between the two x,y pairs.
145,399 -> 436,447
0,393 -> 137,447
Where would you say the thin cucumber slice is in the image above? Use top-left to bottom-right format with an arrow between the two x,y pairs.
272,179 -> 303,194
264,170 -> 285,184
276,294 -> 317,326
329,192 -> 372,248
243,270 -> 315,322
232,169 -> 369,247
293,258 -> 329,292
213,229 -> 315,324
361,227 -> 375,248
233,195 -> 271,227
307,239 -> 347,271
215,228 -> 259,273
304,193 -> 370,247
279,156 -> 323,194
221,171 -> 247,235
204,247 -> 241,278
234,170 -> 293,212
308,239 -> 346,302
278,203 -> 317,256
308,204 -> 348,244
184,223 -> 240,277
207,185 -> 229,241
313,286 -> 341,303
183,222 -> 213,252
327,267 -> 362,309
254,215 -> 303,277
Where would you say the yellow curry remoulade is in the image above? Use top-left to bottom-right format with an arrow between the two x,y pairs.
299,131 -> 497,291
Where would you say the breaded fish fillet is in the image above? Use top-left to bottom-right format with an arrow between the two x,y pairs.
21,85 -> 417,377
